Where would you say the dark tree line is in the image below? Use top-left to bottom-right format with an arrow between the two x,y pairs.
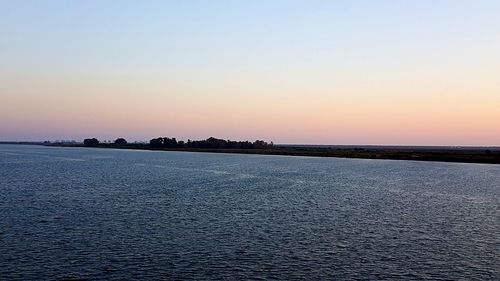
149,137 -> 273,149
83,136 -> 273,150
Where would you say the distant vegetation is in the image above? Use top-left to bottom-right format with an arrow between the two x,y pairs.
149,137 -> 273,149
40,136 -> 500,164
83,138 -> 99,147
114,138 -> 128,145
81,136 -> 273,150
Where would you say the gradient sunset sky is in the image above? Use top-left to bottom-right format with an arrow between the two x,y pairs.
1,0 -> 499,145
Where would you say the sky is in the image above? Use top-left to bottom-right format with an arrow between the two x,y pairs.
1,0 -> 500,145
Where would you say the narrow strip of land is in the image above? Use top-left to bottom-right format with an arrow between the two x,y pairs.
3,141 -> 499,165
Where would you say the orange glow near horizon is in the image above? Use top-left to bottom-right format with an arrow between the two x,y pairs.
2,75 -> 500,145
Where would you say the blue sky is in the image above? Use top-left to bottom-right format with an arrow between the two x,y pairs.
1,1 -> 500,144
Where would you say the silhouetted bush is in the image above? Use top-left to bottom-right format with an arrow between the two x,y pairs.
83,138 -> 99,147
114,138 -> 127,145
149,137 -> 163,148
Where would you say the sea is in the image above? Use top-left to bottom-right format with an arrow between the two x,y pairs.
1,144 -> 499,280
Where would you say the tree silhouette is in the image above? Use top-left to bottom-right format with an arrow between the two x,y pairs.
114,138 -> 127,145
83,138 -> 99,147
149,137 -> 163,148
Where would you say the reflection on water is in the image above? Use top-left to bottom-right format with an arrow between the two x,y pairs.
1,145 -> 499,280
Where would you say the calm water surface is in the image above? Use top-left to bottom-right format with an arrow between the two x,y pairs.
0,144 -> 499,280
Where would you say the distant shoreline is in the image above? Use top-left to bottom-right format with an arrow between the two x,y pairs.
2,142 -> 500,165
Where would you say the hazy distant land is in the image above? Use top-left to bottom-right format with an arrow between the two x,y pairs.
2,137 -> 500,164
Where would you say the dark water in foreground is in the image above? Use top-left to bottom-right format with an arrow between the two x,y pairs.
0,144 -> 499,280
